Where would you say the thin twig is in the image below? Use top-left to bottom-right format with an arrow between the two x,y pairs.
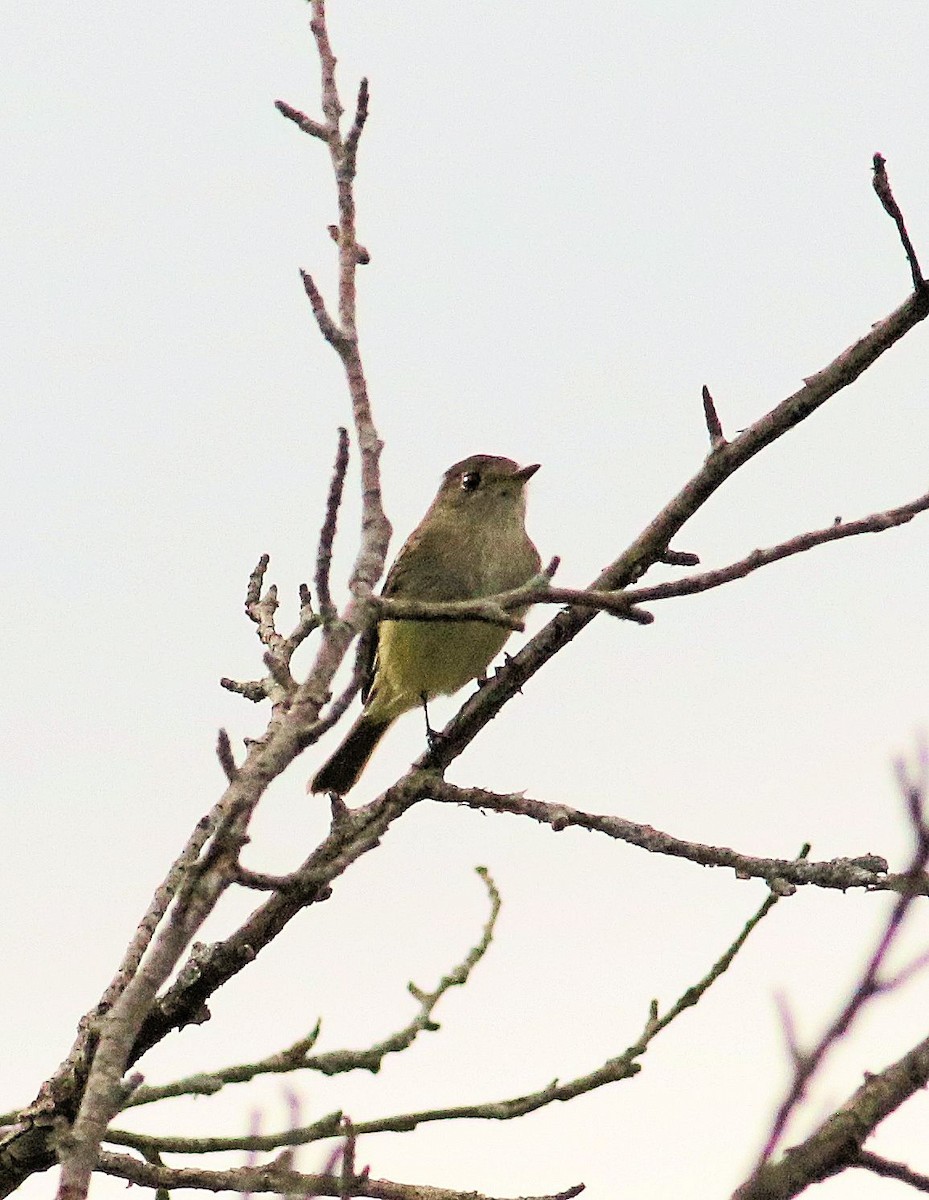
658,549 -> 700,567
702,384 -> 726,447
296,627 -> 375,758
731,1034 -> 929,1200
340,1119 -> 359,1199
291,582 -> 319,650
634,859 -> 796,1043
230,864 -> 306,893
316,427 -> 350,619
873,153 -> 924,290
344,78 -> 369,174
853,1151 -> 929,1192
274,99 -> 328,141
220,677 -> 270,704
216,729 -> 237,782
301,269 -> 347,349
124,1025 -> 324,1108
111,867 -> 499,1131
223,555 -> 323,708
626,488 -> 929,605
107,870 -> 779,1163
245,554 -> 270,611
363,489 -> 929,630
310,0 -> 342,129
275,0 -> 391,752
740,744 -> 929,1190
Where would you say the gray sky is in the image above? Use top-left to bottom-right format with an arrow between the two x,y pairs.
4,3 -> 929,1197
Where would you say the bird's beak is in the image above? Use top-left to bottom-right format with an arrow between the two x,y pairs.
516,462 -> 541,481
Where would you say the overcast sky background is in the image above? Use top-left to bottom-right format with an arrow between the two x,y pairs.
4,3 -> 929,1198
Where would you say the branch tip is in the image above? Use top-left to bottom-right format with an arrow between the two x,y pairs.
315,427 -> 351,618
345,77 -> 370,164
245,554 -> 270,607
300,269 -> 347,348
658,549 -> 700,568
274,99 -> 329,142
872,152 -> 924,291
702,384 -> 726,447
216,729 -> 237,782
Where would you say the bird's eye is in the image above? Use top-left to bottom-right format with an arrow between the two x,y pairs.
460,471 -> 481,492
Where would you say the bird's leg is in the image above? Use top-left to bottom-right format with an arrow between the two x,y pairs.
420,692 -> 445,756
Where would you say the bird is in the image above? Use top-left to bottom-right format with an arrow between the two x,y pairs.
309,454 -> 541,794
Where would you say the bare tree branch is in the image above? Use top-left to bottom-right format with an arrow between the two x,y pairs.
344,78 -> 370,175
55,815 -> 249,1199
106,877 -> 780,1161
316,427 -> 350,619
276,0 -> 391,745
220,553 -> 321,707
4,9 -> 928,1197
411,280 -> 929,783
300,268 -> 347,350
216,729 -> 237,783
853,1151 -> 929,1192
122,1024 -> 315,1106
873,152 -> 924,290
97,1151 -> 586,1200
702,384 -> 726,447
626,488 -> 929,605
755,748 -> 929,1168
119,867 -> 499,1114
350,486 -> 929,633
733,745 -> 929,1198
657,548 -> 700,567
424,779 -> 902,895
274,99 -> 328,142
731,1034 -> 929,1200
1,11 -> 388,1194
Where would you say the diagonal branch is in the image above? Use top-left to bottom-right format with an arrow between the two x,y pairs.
55,812 -> 249,1199
424,780 -> 907,895
872,152 -> 924,291
733,745 -> 929,1198
626,488 -> 929,605
122,1024 -> 321,1107
274,100 -> 328,142
702,384 -> 726,447
352,486 -> 929,632
731,1034 -> 929,1200
410,281 -> 929,782
315,427 -> 350,619
853,1152 -> 929,1192
121,867 -> 499,1110
105,879 -> 782,1160
126,778 -> 424,1067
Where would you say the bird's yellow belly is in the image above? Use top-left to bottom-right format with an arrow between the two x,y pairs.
371,618 -> 511,721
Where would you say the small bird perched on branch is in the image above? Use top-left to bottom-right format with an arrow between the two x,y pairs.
309,454 -> 541,795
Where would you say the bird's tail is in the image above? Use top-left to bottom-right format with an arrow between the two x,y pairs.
309,713 -> 392,795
